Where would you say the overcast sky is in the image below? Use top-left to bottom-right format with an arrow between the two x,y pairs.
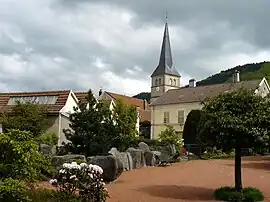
1,0 -> 270,96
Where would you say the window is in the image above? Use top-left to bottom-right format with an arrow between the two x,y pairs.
158,78 -> 161,85
174,79 -> 177,86
8,95 -> 58,105
170,78 -> 173,85
155,79 -> 158,86
163,112 -> 170,123
178,110 -> 185,125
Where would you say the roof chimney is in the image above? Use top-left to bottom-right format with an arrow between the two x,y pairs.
143,99 -> 148,110
98,89 -> 103,96
189,79 -> 196,88
232,70 -> 240,83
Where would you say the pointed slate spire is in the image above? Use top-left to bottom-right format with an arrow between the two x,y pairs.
151,16 -> 180,77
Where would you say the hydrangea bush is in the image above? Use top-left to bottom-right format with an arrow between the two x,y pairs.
50,162 -> 109,202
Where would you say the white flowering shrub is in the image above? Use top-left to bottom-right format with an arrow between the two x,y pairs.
50,162 -> 109,202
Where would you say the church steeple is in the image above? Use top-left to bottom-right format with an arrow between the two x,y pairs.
150,15 -> 181,103
151,17 -> 180,77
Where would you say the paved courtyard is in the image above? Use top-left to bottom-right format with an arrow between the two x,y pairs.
106,156 -> 270,202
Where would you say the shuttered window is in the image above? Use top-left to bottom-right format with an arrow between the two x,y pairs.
163,112 -> 170,123
178,110 -> 185,125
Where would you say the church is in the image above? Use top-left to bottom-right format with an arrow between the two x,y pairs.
0,19 -> 269,143
149,20 -> 270,139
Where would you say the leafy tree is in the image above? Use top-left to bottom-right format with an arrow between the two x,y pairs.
112,99 -> 138,151
158,125 -> 183,148
64,91 -> 140,155
182,110 -> 202,145
0,101 -> 49,137
0,129 -> 51,181
198,88 -> 270,191
113,99 -> 138,135
64,90 -> 118,156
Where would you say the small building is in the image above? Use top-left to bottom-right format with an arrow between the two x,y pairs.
0,90 -> 79,146
74,90 -> 151,136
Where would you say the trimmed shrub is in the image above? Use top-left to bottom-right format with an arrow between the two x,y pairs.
0,178 -> 30,202
200,148 -> 235,160
182,110 -> 202,145
35,132 -> 58,146
214,186 -> 264,202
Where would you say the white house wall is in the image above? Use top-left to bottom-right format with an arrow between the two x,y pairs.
60,90 -> 79,116
150,102 -> 202,139
256,77 -> 270,98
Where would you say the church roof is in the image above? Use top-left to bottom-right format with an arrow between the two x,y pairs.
151,21 -> 180,77
150,79 -> 261,106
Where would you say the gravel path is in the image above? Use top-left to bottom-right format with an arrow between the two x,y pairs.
106,156 -> 270,202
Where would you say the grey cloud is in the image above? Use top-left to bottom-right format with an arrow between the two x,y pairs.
0,0 -> 270,95
58,0 -> 270,49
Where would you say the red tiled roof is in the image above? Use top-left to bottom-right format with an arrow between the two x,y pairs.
106,92 -> 150,122
74,92 -> 88,103
106,92 -> 146,109
74,91 -> 151,122
0,90 -> 71,114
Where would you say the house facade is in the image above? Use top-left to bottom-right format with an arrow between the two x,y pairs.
0,90 -> 79,146
150,75 -> 270,139
148,19 -> 270,139
74,90 -> 151,135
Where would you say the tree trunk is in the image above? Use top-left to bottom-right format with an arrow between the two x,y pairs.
234,146 -> 242,192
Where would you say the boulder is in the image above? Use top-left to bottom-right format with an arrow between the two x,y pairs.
138,142 -> 150,152
167,144 -> 177,155
157,144 -> 177,156
87,155 -> 123,182
109,148 -> 133,171
51,145 -> 57,155
51,154 -> 86,169
39,144 -> 52,156
144,151 -> 156,166
108,147 -> 120,156
118,152 -> 133,171
126,148 -> 146,169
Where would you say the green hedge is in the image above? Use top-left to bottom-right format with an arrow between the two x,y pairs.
200,149 -> 235,160
214,186 -> 264,202
0,178 -> 31,202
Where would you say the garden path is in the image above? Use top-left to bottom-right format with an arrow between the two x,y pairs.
106,156 -> 270,202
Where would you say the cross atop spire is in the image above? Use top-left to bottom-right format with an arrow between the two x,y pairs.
151,15 -> 180,77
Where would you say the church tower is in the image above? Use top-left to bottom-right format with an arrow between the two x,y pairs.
150,18 -> 181,103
